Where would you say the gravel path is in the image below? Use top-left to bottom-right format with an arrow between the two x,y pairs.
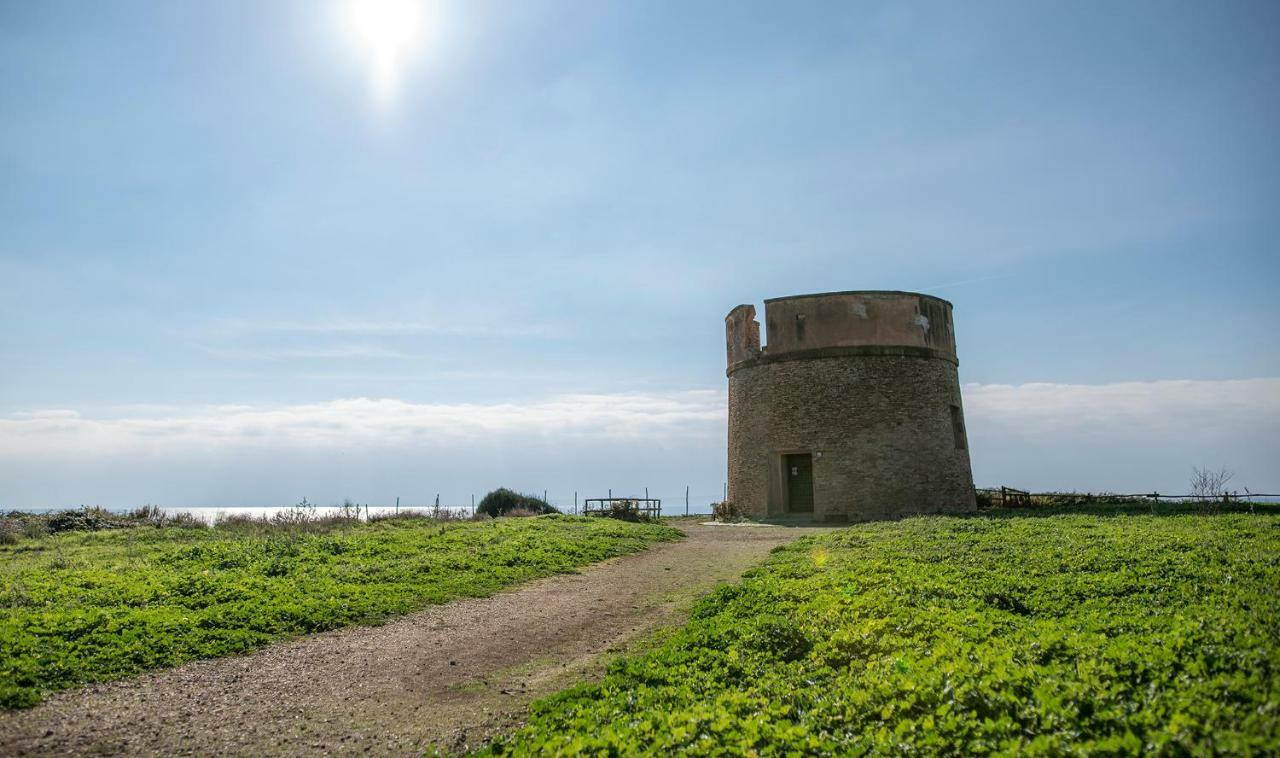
0,521 -> 830,756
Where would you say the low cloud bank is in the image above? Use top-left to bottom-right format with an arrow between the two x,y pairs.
1,392 -> 726,457
963,378 -> 1279,492
964,378 -> 1280,435
1,379 -> 1276,506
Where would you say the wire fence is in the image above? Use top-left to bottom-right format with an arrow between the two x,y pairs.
97,485 -> 730,523
56,483 -> 1279,524
977,486 -> 1280,509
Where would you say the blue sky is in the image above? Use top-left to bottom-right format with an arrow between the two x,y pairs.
1,0 -> 1278,508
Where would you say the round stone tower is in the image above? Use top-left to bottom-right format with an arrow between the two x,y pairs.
725,290 -> 976,521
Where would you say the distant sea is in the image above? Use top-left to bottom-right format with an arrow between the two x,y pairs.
7,502 -> 718,522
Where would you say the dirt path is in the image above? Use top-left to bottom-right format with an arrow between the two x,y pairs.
0,521 -> 830,756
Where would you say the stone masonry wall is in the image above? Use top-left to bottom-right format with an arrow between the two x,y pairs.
728,355 -> 974,520
726,291 -> 976,521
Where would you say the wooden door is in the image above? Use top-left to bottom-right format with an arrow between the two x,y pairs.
785,453 -> 814,513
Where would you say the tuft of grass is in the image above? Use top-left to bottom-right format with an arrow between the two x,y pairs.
0,514 -> 680,709
486,511 -> 1280,755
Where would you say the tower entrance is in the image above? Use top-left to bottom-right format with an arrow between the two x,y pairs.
784,453 -> 814,513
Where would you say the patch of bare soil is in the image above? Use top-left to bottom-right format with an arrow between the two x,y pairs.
0,521 -> 830,756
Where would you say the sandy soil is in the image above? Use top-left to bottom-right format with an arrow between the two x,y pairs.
0,521 -> 830,756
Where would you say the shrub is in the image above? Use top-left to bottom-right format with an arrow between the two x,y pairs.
476,488 -> 558,518
711,500 -> 743,521
599,499 -> 651,522
45,506 -> 132,534
213,512 -> 264,530
367,510 -> 431,523
271,498 -> 318,526
129,505 -> 205,529
429,505 -> 468,521
165,511 -> 206,529
129,504 -> 165,524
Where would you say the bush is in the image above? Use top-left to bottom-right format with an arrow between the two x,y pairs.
476,488 -> 558,518
129,504 -> 205,529
602,499 -> 650,522
213,512 -> 263,530
367,510 -> 430,523
711,500 -> 743,521
45,506 -> 133,534
1,507 -> 209,542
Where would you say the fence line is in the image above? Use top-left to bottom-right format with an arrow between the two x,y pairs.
376,486 -> 726,518
977,486 -> 1279,508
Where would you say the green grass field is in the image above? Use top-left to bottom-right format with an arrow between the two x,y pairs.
487,512 -> 1280,755
0,514 -> 680,708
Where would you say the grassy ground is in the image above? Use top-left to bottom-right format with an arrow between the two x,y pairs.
0,514 -> 681,708
485,511 -> 1280,755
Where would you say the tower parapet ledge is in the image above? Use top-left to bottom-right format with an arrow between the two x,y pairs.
726,290 -> 957,373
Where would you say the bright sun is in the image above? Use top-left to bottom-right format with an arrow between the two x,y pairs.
343,0 -> 426,104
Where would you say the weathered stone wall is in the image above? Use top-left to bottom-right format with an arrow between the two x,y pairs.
762,291 -> 956,358
726,291 -> 975,521
725,304 -> 761,366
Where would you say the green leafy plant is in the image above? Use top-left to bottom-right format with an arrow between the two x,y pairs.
0,515 -> 679,708
486,511 -> 1280,755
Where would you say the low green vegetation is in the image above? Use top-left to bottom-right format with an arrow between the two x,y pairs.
0,514 -> 680,708
488,511 -> 1280,755
0,505 -> 204,543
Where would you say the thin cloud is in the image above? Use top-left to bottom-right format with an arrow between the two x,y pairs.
962,378 -> 1280,436
0,391 -> 727,457
197,344 -> 417,361
3,380 -> 1277,506
200,318 -> 568,339
4,380 -> 1276,461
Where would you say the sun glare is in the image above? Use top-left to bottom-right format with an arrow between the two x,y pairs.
343,0 -> 427,105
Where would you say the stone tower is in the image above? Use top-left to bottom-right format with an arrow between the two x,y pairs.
725,290 -> 976,521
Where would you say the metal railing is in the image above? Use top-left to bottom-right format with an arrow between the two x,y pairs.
581,498 -> 663,519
